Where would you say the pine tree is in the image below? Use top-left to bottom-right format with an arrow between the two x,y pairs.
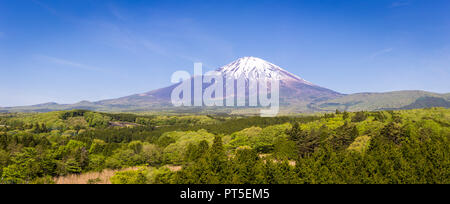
287,122 -> 320,157
380,122 -> 405,145
205,135 -> 228,183
287,122 -> 302,143
343,111 -> 349,120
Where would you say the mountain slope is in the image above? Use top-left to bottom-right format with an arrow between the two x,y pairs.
312,90 -> 450,111
97,56 -> 342,107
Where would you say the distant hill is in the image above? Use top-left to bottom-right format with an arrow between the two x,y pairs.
311,90 -> 450,112
2,90 -> 448,114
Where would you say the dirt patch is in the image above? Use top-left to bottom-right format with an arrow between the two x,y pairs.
165,165 -> 182,172
54,167 -> 138,184
109,121 -> 140,127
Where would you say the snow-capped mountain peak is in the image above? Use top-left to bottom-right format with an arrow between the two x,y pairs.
216,56 -> 314,85
90,56 -> 342,107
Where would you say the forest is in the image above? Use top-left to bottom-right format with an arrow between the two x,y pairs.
0,108 -> 448,184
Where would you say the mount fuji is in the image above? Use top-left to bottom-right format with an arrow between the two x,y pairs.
95,57 -> 342,108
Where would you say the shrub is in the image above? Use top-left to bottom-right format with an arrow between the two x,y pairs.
351,111 -> 368,122
347,135 -> 371,153
110,168 -> 148,184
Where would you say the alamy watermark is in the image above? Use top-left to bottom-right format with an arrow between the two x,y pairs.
170,63 -> 280,117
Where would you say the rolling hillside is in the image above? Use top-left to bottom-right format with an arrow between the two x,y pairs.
311,90 -> 450,112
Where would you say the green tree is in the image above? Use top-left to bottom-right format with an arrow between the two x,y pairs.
110,168 -> 148,184
351,111 -> 367,122
287,123 -> 321,157
230,147 -> 264,184
380,122 -> 405,145
2,147 -> 40,183
330,122 -> 359,150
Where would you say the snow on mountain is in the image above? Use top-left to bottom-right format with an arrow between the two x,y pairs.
216,56 -> 314,85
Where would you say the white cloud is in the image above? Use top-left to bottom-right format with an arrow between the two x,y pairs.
369,48 -> 394,60
90,15 -> 234,66
31,0 -> 58,15
389,1 -> 410,8
108,4 -> 127,21
35,55 -> 105,72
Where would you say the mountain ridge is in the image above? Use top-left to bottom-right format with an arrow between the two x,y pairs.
1,91 -> 448,114
1,57 -> 449,113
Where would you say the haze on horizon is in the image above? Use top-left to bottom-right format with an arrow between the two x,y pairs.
0,0 -> 449,107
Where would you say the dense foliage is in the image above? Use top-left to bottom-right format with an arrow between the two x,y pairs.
0,108 -> 448,184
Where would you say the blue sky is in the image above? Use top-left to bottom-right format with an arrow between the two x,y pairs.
0,0 -> 449,106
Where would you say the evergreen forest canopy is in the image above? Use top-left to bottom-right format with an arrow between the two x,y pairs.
0,108 -> 448,184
